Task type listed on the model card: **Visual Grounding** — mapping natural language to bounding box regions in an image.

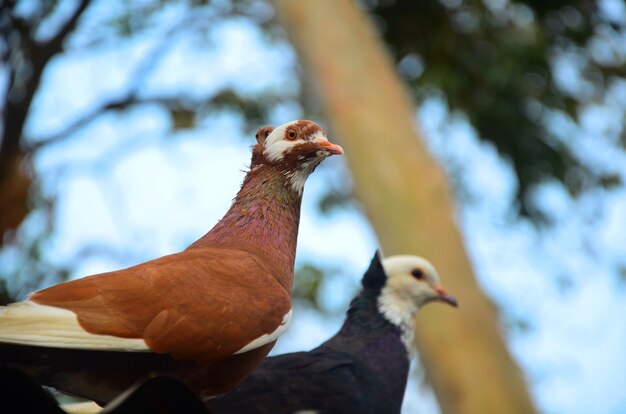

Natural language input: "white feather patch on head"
[0,301,149,352]
[264,121,300,162]
[263,121,329,162]
[234,309,292,354]
[382,256,441,286]
[377,255,442,353]
[263,121,331,194]
[285,158,321,195]
[308,130,328,143]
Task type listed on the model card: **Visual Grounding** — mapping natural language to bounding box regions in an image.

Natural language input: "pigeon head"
[381,255,458,310]
[251,120,343,194]
[370,253,457,351]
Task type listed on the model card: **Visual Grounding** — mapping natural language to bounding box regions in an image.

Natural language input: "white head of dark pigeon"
[378,255,458,353]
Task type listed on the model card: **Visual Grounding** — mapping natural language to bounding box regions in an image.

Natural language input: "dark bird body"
[0,367,211,414]
[212,300,409,413]
[210,253,458,414]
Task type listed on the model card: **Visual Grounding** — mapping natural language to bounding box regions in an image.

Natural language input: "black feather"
[360,250,386,293]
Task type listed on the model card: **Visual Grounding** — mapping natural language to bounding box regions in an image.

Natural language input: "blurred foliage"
[292,263,326,311]
[367,0,626,219]
[0,280,11,306]
[0,192,71,302]
[619,266,626,286]
[317,188,357,214]
[293,263,359,315]
[506,316,533,335]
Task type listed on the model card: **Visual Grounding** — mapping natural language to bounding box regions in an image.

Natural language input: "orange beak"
[434,285,459,307]
[316,139,344,155]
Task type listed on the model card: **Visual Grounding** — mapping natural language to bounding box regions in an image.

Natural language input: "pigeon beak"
[316,139,344,155]
[434,285,458,308]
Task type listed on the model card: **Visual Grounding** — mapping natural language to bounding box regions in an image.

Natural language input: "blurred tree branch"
[0,0,89,248]
[1,0,90,174]
[26,87,282,152]
[368,0,625,219]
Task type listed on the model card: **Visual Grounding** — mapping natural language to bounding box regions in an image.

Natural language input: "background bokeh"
[1,1,625,413]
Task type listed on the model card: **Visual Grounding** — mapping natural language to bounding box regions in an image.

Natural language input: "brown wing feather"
[29,247,291,363]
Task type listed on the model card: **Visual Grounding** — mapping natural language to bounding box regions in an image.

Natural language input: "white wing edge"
[0,300,149,352]
[60,402,102,414]
[234,309,292,354]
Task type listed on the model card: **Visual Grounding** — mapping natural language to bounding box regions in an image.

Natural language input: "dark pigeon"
[210,252,458,414]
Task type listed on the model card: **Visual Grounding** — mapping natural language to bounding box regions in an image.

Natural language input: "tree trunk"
[271,1,537,413]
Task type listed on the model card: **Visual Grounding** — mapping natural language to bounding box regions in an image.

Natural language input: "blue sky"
[4,1,626,413]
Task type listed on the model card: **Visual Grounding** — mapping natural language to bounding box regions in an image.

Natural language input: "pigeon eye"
[411,269,424,280]
[287,130,297,140]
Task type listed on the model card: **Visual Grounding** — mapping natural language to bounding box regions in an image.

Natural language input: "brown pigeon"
[0,120,343,404]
